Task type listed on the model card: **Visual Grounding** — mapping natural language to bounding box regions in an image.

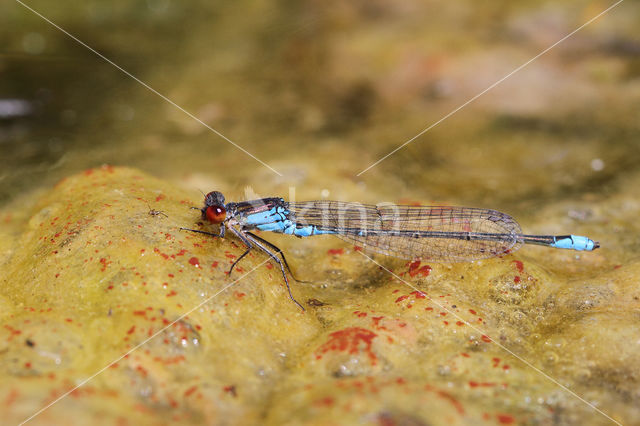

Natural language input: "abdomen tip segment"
[551,235,599,251]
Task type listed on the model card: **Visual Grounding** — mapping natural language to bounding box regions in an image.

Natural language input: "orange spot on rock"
[408,261,431,277]
[511,260,523,273]
[497,414,515,424]
[313,396,335,407]
[315,327,378,365]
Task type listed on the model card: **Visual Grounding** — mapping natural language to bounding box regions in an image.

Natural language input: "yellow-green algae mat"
[0,166,636,425]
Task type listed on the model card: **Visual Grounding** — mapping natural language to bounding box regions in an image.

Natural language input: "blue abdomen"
[551,235,597,251]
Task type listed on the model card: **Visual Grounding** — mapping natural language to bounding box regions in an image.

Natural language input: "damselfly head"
[203,191,227,224]
[204,191,225,207]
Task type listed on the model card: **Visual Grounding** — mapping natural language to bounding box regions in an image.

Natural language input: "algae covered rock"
[0,166,636,425]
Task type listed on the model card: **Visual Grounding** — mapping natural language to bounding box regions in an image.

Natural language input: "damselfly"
[181,191,599,310]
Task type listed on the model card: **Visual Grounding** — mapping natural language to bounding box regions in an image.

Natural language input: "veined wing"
[286,201,523,262]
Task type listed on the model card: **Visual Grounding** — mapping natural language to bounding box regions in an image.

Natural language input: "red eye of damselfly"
[205,205,226,224]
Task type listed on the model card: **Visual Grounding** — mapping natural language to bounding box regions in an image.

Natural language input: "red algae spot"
[407,261,431,277]
[313,396,335,407]
[315,327,378,365]
[127,326,136,335]
[395,291,426,304]
[461,353,470,358]
[511,260,524,273]
[153,248,170,260]
[133,310,146,316]
[155,194,166,202]
[395,294,409,303]
[437,390,464,415]
[513,276,521,284]
[469,309,477,315]
[327,248,344,255]
[136,365,148,378]
[424,385,465,415]
[4,388,20,406]
[223,385,237,397]
[99,257,112,272]
[353,246,363,251]
[481,335,492,343]
[456,321,465,326]
[153,247,187,260]
[265,262,273,269]
[184,386,198,397]
[469,381,496,388]
[166,290,177,297]
[188,257,200,268]
[234,292,246,300]
[354,311,367,318]
[211,261,219,268]
[225,252,236,259]
[371,316,384,329]
[497,414,515,424]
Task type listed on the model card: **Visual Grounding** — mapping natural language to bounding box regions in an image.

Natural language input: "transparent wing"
[287,201,523,262]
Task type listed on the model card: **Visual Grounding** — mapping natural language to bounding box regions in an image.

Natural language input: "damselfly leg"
[243,231,305,311]
[179,225,305,311]
[244,231,311,284]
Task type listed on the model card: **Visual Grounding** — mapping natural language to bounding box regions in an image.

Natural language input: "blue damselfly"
[181,191,599,310]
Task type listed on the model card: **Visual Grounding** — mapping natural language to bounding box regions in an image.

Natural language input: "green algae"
[0,166,636,425]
